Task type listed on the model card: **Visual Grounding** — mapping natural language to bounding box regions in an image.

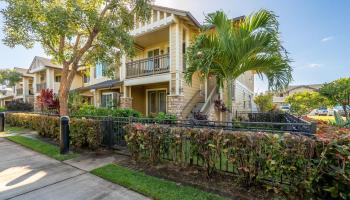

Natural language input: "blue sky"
[1,0,350,92]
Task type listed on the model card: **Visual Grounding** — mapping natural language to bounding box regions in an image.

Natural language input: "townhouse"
[23,5,255,120]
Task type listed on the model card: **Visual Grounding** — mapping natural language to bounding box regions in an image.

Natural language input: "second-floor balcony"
[16,88,23,96]
[36,82,46,92]
[126,54,170,79]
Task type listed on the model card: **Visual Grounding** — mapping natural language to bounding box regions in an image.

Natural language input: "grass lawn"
[91,164,228,200]
[5,126,29,132]
[7,135,78,161]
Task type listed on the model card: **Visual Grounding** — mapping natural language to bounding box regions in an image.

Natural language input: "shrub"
[5,113,102,149]
[70,118,102,149]
[0,107,6,112]
[125,124,350,199]
[72,104,141,118]
[36,89,60,113]
[6,100,33,111]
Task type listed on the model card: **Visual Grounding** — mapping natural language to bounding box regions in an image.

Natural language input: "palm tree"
[185,10,292,120]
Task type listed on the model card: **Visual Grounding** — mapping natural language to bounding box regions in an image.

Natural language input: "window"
[243,91,246,109]
[83,73,90,83]
[55,75,61,82]
[231,83,236,100]
[95,62,108,78]
[101,93,113,108]
[101,92,120,108]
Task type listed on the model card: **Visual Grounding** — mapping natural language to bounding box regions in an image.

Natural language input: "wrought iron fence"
[70,114,316,149]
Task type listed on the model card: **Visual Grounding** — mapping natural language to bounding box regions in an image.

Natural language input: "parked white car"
[315,107,328,116]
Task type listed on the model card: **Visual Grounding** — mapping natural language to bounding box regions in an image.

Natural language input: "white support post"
[157,10,160,21]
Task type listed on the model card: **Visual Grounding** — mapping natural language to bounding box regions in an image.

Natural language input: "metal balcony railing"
[126,54,170,78]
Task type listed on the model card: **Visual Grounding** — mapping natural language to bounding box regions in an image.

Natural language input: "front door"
[147,90,166,117]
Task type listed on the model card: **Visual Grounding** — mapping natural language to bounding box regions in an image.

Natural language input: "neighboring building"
[13,67,35,104]
[28,56,83,96]
[0,87,14,107]
[272,84,323,107]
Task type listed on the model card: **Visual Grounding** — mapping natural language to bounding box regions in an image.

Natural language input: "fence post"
[0,112,5,132]
[107,115,114,148]
[60,116,70,154]
[310,122,317,134]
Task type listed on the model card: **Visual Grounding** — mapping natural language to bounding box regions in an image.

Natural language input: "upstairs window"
[95,62,108,78]
[55,75,61,82]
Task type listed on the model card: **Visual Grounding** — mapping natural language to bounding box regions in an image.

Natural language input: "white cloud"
[308,63,322,68]
[321,36,334,42]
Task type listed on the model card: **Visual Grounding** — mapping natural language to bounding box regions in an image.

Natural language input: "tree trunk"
[226,79,233,123]
[58,63,76,116]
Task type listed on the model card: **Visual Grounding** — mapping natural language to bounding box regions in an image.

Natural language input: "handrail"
[126,54,170,78]
[181,90,202,118]
[200,86,218,114]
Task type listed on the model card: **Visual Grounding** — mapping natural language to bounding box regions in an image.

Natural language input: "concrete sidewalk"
[0,138,149,200]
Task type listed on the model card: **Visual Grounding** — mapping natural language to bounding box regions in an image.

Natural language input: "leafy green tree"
[319,78,350,119]
[0,69,21,87]
[1,0,151,115]
[254,93,274,112]
[285,91,330,116]
[185,10,292,120]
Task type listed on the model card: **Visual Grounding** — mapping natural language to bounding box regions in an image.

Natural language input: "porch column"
[120,85,132,109]
[46,68,54,91]
[23,77,29,101]
[120,54,126,81]
[168,21,184,119]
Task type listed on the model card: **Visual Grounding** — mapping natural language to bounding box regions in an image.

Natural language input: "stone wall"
[120,97,132,109]
[167,95,184,119]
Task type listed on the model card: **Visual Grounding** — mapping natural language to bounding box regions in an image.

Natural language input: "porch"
[125,82,169,117]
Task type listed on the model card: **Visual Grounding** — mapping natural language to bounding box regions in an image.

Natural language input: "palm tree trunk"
[226,79,233,123]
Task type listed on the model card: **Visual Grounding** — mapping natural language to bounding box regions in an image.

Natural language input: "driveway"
[0,138,149,200]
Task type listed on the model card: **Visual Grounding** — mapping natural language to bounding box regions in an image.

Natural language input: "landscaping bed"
[124,124,350,200]
[92,164,227,200]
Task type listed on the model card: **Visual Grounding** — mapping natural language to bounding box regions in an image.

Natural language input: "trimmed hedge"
[125,124,350,199]
[6,113,101,149]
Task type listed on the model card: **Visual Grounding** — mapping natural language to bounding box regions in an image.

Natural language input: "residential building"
[272,84,323,107]
[0,87,14,107]
[115,5,254,120]
[27,5,255,119]
[28,56,83,94]
[13,67,35,104]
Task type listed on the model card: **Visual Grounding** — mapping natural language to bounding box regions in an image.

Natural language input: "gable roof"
[284,84,323,93]
[28,56,61,74]
[152,5,201,28]
[14,67,34,78]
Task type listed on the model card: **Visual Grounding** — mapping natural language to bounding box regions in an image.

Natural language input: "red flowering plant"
[36,89,60,114]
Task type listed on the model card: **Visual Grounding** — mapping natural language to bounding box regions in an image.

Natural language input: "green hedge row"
[6,113,101,149]
[125,124,350,199]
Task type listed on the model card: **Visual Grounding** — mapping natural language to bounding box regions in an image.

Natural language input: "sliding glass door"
[147,90,166,116]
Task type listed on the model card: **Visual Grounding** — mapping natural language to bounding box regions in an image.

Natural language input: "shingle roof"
[284,84,323,93]
[73,79,123,92]
[14,67,34,78]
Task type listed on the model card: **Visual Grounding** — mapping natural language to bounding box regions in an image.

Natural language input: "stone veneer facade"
[167,95,184,119]
[120,97,133,109]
